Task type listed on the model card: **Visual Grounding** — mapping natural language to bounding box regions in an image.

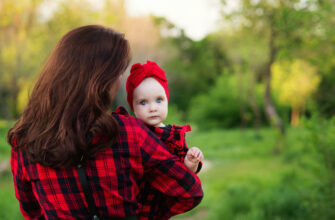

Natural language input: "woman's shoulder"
[112,106,161,147]
[112,106,147,130]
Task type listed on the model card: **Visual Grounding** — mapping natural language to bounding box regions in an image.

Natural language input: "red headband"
[126,60,169,111]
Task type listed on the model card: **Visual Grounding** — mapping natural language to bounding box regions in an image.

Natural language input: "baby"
[126,60,203,219]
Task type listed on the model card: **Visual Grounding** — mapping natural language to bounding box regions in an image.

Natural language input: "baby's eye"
[140,100,147,105]
[156,98,163,103]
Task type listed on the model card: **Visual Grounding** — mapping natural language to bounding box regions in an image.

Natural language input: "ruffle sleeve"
[150,124,191,163]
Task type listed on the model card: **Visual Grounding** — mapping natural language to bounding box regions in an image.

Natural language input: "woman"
[8,25,203,220]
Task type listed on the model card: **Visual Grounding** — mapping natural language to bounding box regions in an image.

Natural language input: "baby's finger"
[187,153,194,159]
[194,151,199,158]
[196,152,203,160]
[191,149,198,156]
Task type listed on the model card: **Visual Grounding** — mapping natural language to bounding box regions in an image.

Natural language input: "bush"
[164,104,185,126]
[299,116,335,219]
[210,171,311,220]
[188,73,266,129]
[281,116,335,219]
[210,182,259,220]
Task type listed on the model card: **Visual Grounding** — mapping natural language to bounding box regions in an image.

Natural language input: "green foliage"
[272,59,320,111]
[282,117,335,220]
[0,175,23,220]
[188,73,266,129]
[0,120,12,161]
[164,104,185,126]
[1,0,335,125]
[315,63,335,117]
[174,120,335,220]
[298,116,335,219]
[0,121,21,219]
[210,174,310,220]
[0,0,126,118]
[160,32,231,112]
[218,0,335,126]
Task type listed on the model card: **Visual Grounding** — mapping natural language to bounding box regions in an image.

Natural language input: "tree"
[154,17,231,113]
[271,59,320,126]
[221,0,317,134]
[214,28,268,129]
[0,0,131,118]
[0,0,44,119]
[309,0,335,117]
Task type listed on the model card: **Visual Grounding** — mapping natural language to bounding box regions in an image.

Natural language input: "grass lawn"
[172,126,317,219]
[0,120,12,161]
[0,120,23,219]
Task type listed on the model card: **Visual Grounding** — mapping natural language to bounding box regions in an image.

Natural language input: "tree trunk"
[290,108,300,126]
[11,53,21,118]
[264,26,285,135]
[236,65,247,129]
[248,71,261,130]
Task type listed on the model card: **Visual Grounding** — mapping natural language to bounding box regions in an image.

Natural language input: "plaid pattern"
[138,125,202,220]
[11,106,203,220]
[151,125,190,162]
[149,124,202,173]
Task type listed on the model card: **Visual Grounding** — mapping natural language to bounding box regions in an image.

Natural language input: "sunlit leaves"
[271,59,320,110]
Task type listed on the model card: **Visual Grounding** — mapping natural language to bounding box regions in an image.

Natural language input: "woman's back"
[11,107,203,219]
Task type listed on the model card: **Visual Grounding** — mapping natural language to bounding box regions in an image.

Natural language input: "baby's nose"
[149,103,158,111]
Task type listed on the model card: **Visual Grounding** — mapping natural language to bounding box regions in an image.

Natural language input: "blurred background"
[1,0,335,219]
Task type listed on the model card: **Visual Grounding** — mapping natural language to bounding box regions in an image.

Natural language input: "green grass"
[0,175,23,220]
[172,127,320,219]
[0,120,22,219]
[187,128,277,159]
[0,120,12,161]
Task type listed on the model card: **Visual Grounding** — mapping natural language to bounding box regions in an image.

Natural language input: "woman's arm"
[11,148,44,220]
[137,125,203,219]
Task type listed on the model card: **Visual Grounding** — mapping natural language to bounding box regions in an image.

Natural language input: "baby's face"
[132,77,168,127]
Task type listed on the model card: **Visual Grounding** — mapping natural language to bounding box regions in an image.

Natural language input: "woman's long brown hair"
[8,25,131,168]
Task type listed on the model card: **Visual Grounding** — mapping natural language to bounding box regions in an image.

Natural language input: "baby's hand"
[186,147,204,164]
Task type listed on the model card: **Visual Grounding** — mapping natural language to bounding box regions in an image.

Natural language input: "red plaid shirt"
[11,106,203,220]
[138,124,202,220]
